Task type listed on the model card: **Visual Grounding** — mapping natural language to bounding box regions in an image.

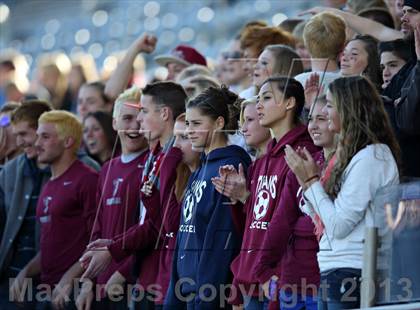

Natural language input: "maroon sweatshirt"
[92,151,148,286]
[107,144,181,294]
[108,145,162,290]
[253,169,320,295]
[230,124,318,298]
[155,147,184,304]
[37,160,98,286]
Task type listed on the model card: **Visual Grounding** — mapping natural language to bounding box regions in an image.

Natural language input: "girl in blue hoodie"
[164,86,252,310]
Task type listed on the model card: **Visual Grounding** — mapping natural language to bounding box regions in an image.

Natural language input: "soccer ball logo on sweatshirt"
[182,180,207,224]
[183,194,194,223]
[253,190,270,220]
[250,175,277,230]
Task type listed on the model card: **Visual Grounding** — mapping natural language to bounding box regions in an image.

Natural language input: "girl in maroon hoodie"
[155,113,200,307]
[254,96,336,310]
[212,77,318,309]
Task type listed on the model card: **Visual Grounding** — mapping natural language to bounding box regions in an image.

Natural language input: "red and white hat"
[154,45,207,67]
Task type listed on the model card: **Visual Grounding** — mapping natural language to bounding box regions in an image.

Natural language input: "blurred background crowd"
[0,0,317,97]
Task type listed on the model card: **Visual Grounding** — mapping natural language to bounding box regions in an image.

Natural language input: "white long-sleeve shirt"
[295,70,341,97]
[303,144,399,272]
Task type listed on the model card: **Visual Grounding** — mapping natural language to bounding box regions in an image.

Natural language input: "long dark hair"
[325,76,401,197]
[84,111,119,163]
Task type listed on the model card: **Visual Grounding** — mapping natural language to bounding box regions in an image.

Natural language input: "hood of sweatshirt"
[201,144,252,166]
[266,124,313,157]
[257,124,316,181]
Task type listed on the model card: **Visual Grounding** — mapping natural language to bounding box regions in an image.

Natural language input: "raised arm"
[105,34,157,100]
[300,7,403,41]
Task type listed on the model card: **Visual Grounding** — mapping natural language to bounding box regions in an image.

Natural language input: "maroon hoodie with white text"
[253,169,320,296]
[230,124,319,298]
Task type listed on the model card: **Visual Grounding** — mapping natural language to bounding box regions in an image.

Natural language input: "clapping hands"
[211,163,250,204]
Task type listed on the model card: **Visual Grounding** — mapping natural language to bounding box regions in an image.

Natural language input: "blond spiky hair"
[113,86,141,118]
[38,110,83,155]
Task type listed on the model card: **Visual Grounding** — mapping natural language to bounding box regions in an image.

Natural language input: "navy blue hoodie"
[164,145,251,309]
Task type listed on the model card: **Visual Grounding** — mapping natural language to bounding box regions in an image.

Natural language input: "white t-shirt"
[295,71,341,96]
[239,86,257,100]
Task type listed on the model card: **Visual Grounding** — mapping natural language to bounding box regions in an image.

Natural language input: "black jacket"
[382,60,420,177]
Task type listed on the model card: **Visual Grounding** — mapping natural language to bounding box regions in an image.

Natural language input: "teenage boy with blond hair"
[301,11,346,67]
[4,101,99,309]
[12,111,98,309]
[295,12,346,115]
[76,86,149,310]
[80,81,188,309]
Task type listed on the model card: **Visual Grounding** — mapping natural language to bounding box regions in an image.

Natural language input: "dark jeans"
[318,268,361,310]
[130,290,158,310]
[35,301,76,310]
[185,300,232,310]
[242,295,269,310]
[279,290,317,310]
[94,295,129,310]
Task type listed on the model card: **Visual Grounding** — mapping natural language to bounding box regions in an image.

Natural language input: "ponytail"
[187,85,242,133]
